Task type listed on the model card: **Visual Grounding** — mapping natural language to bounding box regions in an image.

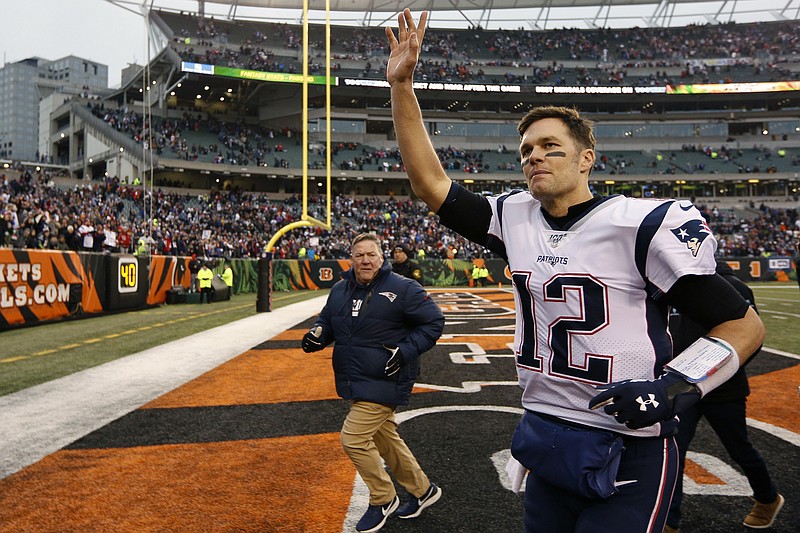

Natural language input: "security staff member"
[478,264,489,287]
[197,262,214,304]
[392,243,424,285]
[471,263,481,286]
[221,260,234,300]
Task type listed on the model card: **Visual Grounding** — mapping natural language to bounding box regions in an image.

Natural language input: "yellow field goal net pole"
[265,0,332,253]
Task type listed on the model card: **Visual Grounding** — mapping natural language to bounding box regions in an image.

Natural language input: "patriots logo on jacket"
[379,291,397,302]
[671,219,711,257]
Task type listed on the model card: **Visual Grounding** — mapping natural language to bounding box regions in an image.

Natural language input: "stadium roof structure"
[138,0,800,29]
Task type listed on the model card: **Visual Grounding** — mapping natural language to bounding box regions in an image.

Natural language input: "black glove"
[588,372,700,430]
[383,345,403,377]
[301,326,324,353]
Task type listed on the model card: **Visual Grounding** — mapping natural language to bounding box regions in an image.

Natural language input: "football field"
[0,287,797,532]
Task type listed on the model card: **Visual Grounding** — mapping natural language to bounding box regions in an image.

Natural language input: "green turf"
[0,290,328,397]
[749,284,800,352]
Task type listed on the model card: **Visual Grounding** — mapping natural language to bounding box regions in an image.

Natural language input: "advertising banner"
[0,249,104,330]
[146,255,192,306]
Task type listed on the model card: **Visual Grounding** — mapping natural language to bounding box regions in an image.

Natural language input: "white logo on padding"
[636,394,659,411]
[379,291,397,302]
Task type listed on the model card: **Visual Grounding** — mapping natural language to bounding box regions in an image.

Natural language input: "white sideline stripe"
[414,381,518,393]
[761,346,800,360]
[342,473,371,533]
[746,418,800,447]
[0,295,329,480]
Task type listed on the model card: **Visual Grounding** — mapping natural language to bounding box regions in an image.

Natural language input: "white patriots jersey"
[486,193,717,437]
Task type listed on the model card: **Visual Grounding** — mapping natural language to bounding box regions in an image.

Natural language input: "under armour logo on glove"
[589,373,700,430]
[636,394,659,411]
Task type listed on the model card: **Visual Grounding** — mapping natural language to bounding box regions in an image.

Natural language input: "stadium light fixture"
[119,147,124,152]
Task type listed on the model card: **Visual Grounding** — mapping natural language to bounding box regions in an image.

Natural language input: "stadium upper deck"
[36,8,800,200]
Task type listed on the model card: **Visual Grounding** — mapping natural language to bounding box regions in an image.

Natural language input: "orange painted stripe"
[145,348,339,409]
[479,291,515,305]
[746,364,800,434]
[444,335,515,350]
[273,329,307,341]
[0,433,353,532]
[684,456,726,485]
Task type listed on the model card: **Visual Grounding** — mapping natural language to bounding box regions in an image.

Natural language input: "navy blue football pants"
[667,398,778,528]
[524,431,679,533]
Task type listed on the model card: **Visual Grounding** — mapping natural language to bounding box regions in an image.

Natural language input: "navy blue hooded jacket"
[313,259,444,406]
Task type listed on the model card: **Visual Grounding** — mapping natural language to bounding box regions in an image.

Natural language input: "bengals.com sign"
[0,249,103,329]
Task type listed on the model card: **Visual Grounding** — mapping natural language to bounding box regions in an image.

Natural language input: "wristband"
[665,336,734,382]
[666,336,739,397]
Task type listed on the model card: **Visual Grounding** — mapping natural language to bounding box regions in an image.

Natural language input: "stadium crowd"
[88,103,301,169]
[85,102,799,180]
[89,101,524,174]
[169,12,799,87]
[1,169,798,262]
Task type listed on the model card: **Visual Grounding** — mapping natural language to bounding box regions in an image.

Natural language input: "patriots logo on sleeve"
[671,219,712,257]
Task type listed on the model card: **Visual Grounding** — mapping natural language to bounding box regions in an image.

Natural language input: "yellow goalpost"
[265,0,333,252]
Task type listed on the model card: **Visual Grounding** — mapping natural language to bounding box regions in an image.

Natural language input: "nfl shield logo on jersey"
[670,219,711,257]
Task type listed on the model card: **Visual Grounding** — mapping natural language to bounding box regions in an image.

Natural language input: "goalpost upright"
[259,0,334,311]
[265,0,333,252]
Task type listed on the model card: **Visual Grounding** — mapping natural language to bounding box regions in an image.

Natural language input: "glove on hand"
[301,326,324,353]
[588,372,700,430]
[383,345,403,377]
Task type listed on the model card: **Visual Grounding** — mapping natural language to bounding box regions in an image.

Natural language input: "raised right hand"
[385,9,428,86]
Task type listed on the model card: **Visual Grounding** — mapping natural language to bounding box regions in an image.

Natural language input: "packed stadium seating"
[85,102,800,176]
[162,10,800,86]
[6,10,798,261]
[1,167,798,261]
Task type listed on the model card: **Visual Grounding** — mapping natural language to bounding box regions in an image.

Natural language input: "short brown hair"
[517,106,596,151]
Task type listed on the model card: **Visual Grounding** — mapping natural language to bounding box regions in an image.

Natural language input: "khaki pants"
[341,401,430,505]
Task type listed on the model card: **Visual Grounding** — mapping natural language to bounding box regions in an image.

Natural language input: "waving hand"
[385,9,428,86]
